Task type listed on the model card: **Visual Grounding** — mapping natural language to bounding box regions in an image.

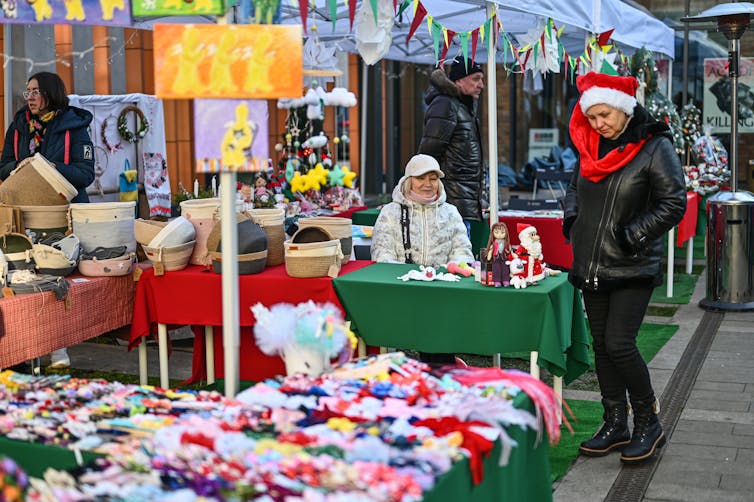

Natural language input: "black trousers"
[582,286,654,403]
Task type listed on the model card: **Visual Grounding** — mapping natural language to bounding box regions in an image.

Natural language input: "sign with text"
[153,24,302,100]
[703,57,754,134]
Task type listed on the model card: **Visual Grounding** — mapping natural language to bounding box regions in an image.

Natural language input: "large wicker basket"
[18,205,69,238]
[297,217,353,263]
[0,153,77,205]
[284,226,343,278]
[246,208,285,266]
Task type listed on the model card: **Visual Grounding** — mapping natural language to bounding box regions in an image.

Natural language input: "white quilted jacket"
[370,177,474,267]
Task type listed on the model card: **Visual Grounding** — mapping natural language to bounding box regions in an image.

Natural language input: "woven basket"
[18,205,69,237]
[142,240,195,272]
[134,219,168,245]
[78,253,134,277]
[298,217,353,263]
[247,208,285,266]
[209,249,268,275]
[284,226,343,278]
[68,201,136,254]
[1,232,34,271]
[0,153,78,205]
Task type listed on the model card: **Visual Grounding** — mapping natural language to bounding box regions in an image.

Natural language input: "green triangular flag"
[432,21,443,63]
[600,59,619,75]
[397,0,411,16]
[458,32,469,65]
[369,0,378,23]
[327,0,337,31]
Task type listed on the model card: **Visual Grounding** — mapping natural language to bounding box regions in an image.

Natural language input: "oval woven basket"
[18,205,69,234]
[298,217,353,263]
[284,226,343,278]
[142,240,195,272]
[134,219,168,246]
[247,208,285,266]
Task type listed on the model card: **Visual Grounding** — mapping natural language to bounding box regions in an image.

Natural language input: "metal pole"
[682,0,691,106]
[360,62,368,202]
[729,37,740,192]
[221,171,240,397]
[486,1,498,222]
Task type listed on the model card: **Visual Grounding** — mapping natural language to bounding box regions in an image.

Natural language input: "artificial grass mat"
[551,322,678,481]
[650,272,700,304]
[549,399,603,482]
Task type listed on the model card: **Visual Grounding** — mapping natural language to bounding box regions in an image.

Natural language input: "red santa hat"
[517,224,537,241]
[577,72,638,116]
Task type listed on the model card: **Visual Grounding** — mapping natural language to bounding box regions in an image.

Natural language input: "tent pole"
[360,62,368,202]
[486,1,498,224]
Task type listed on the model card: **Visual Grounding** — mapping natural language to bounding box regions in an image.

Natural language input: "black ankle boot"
[579,398,631,456]
[621,397,666,464]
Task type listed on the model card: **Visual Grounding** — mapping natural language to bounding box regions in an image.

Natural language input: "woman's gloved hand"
[562,215,576,240]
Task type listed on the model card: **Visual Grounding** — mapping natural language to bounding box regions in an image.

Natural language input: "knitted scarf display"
[27,110,58,155]
[568,106,647,183]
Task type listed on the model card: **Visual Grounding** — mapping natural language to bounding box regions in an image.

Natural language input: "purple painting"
[193,99,270,173]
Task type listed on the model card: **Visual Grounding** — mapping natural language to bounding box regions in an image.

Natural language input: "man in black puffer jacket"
[418,57,484,227]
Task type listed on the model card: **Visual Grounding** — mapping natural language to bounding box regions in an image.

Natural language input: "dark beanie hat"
[448,57,483,82]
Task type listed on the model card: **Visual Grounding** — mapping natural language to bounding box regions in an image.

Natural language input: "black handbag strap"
[400,204,414,264]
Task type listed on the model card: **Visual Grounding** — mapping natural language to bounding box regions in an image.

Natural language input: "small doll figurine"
[484,222,515,287]
[254,173,270,197]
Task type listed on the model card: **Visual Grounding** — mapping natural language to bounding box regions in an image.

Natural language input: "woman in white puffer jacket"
[371,154,474,267]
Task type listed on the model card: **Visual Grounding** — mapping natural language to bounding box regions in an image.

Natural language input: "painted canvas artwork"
[153,24,303,100]
[194,99,269,173]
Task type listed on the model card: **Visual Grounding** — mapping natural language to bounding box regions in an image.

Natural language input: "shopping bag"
[119,159,138,203]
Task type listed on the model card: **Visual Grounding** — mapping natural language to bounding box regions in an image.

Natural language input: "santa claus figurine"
[515,223,547,284]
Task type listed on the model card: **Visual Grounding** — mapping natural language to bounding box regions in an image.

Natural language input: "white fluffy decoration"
[302,134,328,149]
[354,0,394,65]
[251,302,298,355]
[325,88,357,108]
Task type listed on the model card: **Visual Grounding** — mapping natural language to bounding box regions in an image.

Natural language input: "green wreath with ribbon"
[117,105,149,143]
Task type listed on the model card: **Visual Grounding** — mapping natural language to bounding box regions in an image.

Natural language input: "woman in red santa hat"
[563,72,686,464]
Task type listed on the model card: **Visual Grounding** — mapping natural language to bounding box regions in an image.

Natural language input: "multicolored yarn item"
[0,456,28,502]
[26,110,58,155]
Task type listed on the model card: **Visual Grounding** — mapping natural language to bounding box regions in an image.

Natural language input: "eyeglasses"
[23,89,41,100]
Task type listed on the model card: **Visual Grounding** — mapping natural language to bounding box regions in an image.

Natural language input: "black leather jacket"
[563,106,687,291]
[418,69,484,221]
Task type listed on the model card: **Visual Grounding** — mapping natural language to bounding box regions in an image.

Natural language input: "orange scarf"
[569,106,647,183]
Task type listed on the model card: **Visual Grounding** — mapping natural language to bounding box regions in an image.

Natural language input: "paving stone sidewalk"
[554,272,754,501]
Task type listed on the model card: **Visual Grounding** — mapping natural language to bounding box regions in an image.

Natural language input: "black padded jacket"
[418,69,484,221]
[563,105,687,291]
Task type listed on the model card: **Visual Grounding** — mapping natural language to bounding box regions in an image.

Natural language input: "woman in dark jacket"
[0,71,95,203]
[563,72,686,464]
[418,58,484,223]
[0,72,95,369]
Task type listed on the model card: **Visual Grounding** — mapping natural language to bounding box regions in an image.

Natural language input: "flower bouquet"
[251,301,357,377]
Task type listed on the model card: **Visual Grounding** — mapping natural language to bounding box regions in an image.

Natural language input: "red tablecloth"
[677,192,700,247]
[497,214,573,269]
[0,274,135,368]
[129,260,374,383]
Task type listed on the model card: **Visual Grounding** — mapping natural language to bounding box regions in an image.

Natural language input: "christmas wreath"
[101,114,122,152]
[117,105,149,143]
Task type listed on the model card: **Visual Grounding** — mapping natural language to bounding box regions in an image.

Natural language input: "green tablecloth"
[425,392,551,502]
[333,263,591,384]
[0,436,104,478]
[351,207,381,226]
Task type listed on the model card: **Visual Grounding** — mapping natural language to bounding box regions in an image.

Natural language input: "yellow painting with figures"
[153,24,303,99]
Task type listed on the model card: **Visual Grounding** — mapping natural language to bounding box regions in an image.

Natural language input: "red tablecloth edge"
[676,192,700,247]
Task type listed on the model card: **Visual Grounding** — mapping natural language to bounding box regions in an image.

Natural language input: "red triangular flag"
[299,0,308,34]
[471,28,479,66]
[439,29,456,63]
[406,3,427,45]
[348,0,357,31]
[597,29,614,47]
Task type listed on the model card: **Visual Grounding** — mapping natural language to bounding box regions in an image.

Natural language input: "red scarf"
[569,106,647,183]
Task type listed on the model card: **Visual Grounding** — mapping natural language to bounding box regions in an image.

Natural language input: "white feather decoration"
[251,302,298,355]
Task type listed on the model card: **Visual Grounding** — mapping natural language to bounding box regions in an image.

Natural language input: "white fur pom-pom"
[251,302,297,356]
